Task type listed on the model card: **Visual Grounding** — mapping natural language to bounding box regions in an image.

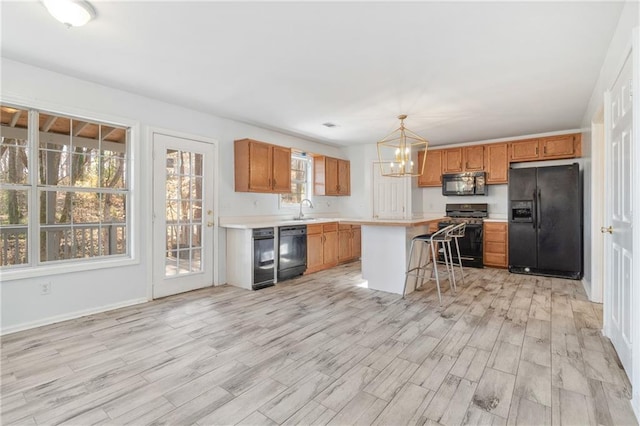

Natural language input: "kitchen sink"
[293,217,316,221]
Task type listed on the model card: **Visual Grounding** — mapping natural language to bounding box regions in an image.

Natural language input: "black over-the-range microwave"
[441,171,487,196]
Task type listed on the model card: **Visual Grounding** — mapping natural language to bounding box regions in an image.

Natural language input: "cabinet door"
[443,148,463,173]
[540,134,578,159]
[248,141,273,192]
[337,159,350,195]
[323,230,338,267]
[483,222,508,268]
[485,143,508,184]
[463,145,484,171]
[418,150,443,187]
[338,228,352,262]
[509,139,539,162]
[271,145,291,192]
[325,157,339,195]
[352,227,361,259]
[307,233,324,271]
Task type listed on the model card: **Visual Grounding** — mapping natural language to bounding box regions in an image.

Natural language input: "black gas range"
[438,203,488,268]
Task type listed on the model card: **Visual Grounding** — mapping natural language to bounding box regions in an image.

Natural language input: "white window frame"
[1,100,139,281]
[279,152,312,209]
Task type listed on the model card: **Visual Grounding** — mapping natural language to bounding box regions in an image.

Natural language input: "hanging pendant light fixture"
[376,114,429,177]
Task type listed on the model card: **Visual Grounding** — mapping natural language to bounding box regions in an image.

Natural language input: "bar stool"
[403,224,456,304]
[448,222,466,286]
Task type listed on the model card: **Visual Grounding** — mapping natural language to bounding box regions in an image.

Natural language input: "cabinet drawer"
[485,241,506,254]
[323,222,338,232]
[484,231,506,243]
[339,224,352,231]
[485,253,507,265]
[307,224,323,235]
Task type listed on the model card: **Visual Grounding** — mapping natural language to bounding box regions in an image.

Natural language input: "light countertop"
[339,215,445,227]
[220,215,445,229]
[220,217,339,229]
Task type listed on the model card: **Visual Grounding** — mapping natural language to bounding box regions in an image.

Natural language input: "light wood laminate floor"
[1,263,637,426]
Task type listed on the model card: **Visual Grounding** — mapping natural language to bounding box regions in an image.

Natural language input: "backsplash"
[418,184,508,219]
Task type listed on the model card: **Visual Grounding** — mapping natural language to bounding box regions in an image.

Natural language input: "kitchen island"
[340,216,444,295]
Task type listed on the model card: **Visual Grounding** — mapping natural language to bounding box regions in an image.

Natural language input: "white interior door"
[153,132,215,299]
[604,52,633,379]
[372,163,410,219]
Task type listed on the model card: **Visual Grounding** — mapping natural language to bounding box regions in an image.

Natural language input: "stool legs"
[453,237,465,286]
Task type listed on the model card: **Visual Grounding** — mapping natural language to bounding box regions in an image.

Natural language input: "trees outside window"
[0,105,130,268]
[280,153,311,206]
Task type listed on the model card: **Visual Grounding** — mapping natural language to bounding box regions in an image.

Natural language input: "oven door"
[442,173,476,196]
[438,222,484,268]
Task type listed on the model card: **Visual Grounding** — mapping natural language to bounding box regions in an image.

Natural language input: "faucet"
[298,198,314,220]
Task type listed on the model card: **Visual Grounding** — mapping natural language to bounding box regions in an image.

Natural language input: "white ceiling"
[1,1,625,147]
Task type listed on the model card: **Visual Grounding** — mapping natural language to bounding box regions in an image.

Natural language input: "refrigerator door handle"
[532,190,537,229]
[537,188,542,229]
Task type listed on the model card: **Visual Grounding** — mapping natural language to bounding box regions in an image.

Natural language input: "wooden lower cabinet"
[338,224,361,264]
[306,222,338,274]
[483,221,508,268]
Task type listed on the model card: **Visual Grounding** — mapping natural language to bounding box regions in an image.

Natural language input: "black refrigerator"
[508,163,582,279]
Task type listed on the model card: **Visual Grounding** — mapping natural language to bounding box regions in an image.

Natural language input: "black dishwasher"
[252,227,275,290]
[278,225,307,281]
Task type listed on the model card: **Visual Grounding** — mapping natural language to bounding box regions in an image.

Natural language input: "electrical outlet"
[40,282,51,295]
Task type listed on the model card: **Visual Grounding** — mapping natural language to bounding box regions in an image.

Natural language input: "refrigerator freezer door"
[508,168,538,269]
[536,164,582,275]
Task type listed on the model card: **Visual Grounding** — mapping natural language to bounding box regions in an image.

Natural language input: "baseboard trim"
[1,297,148,336]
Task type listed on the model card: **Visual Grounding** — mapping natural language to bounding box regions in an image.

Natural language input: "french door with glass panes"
[153,132,215,298]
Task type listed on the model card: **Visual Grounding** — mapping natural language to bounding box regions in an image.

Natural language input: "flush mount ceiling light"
[42,0,96,27]
[376,114,429,177]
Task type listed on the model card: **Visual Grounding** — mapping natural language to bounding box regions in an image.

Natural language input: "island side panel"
[361,225,410,295]
[226,228,253,290]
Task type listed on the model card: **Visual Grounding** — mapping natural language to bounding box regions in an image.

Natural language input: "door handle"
[600,226,613,234]
[532,190,537,229]
[537,189,542,229]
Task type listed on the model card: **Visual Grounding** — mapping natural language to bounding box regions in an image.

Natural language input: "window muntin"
[165,149,203,275]
[1,106,31,266]
[0,104,130,268]
[280,153,311,206]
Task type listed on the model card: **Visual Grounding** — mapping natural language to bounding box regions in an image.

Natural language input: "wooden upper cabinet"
[324,157,338,194]
[509,133,582,163]
[245,141,272,192]
[337,159,350,195]
[509,138,540,162]
[235,138,291,193]
[271,145,292,192]
[418,150,443,187]
[443,148,463,173]
[314,156,351,196]
[463,145,485,171]
[540,134,581,159]
[485,143,508,184]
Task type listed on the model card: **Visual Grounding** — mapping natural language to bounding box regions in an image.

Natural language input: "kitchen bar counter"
[221,215,446,296]
[220,217,340,229]
[345,216,445,295]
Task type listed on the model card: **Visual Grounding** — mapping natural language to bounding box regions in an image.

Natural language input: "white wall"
[578,0,639,419]
[0,59,346,333]
[581,0,638,301]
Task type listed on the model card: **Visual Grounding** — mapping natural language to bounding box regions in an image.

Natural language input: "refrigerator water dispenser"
[511,200,533,222]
